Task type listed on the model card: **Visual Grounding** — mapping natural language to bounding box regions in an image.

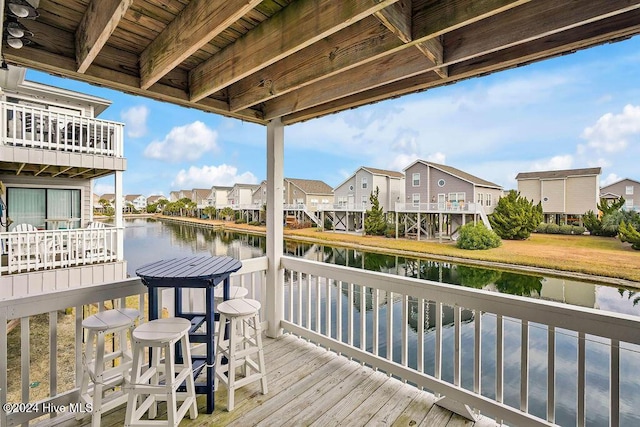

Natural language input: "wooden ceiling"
[3,0,640,125]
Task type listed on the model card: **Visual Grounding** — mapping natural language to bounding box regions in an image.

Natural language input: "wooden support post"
[266,118,284,338]
[438,213,443,243]
[115,171,124,260]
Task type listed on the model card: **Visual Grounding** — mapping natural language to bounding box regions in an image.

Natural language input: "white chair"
[73,222,109,262]
[8,223,42,272]
[214,298,267,411]
[125,317,198,427]
[78,308,140,427]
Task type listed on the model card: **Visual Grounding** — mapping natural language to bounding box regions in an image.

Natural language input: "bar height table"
[135,255,242,414]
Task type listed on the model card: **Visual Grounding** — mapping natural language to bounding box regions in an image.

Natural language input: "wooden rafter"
[374,0,412,43]
[34,165,49,176]
[281,9,640,124]
[188,0,400,102]
[75,0,134,74]
[16,163,25,175]
[52,166,74,178]
[139,0,262,90]
[69,168,93,178]
[228,0,527,112]
[264,0,640,120]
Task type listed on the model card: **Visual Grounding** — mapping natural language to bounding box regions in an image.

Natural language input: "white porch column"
[266,118,284,338]
[115,171,124,260]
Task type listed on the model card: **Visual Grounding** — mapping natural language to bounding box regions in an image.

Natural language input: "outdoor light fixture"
[5,19,32,38]
[5,0,39,19]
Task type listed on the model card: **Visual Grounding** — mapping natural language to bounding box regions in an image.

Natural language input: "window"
[7,188,81,230]
[362,195,368,207]
[349,185,354,191]
[412,173,420,187]
[486,193,492,206]
[437,179,446,187]
[361,177,368,189]
[448,193,465,203]
[626,185,634,195]
[412,193,420,207]
[477,193,484,205]
[338,197,347,207]
[310,199,318,207]
[626,199,634,209]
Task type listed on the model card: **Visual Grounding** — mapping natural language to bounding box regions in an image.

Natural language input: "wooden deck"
[50,334,498,427]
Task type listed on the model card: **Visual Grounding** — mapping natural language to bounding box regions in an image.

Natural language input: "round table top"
[135,255,242,288]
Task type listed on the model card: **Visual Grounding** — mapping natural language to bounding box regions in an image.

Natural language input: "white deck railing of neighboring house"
[0,102,125,157]
[318,203,370,211]
[281,256,640,427]
[0,257,268,427]
[396,201,489,213]
[0,226,122,274]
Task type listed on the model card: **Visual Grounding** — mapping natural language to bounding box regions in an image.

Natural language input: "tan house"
[284,178,333,211]
[600,178,639,212]
[516,167,601,224]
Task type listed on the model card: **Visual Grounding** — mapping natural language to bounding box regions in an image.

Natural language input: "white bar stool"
[125,317,198,427]
[213,285,248,303]
[214,298,268,411]
[77,308,140,427]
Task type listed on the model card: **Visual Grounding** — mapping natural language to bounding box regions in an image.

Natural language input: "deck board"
[46,334,497,427]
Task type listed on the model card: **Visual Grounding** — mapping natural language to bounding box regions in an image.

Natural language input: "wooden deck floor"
[51,334,498,427]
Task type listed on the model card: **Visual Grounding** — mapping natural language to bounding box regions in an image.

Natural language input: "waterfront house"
[397,160,502,240]
[252,180,267,207]
[326,166,404,232]
[3,2,640,427]
[600,178,640,211]
[516,167,601,225]
[0,65,126,298]
[145,194,166,206]
[124,194,146,212]
[207,185,233,210]
[168,190,180,202]
[228,183,260,208]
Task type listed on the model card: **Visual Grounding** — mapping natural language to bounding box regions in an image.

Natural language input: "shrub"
[234,218,247,224]
[546,223,560,234]
[572,225,586,235]
[456,223,502,250]
[248,221,261,226]
[323,217,333,230]
[489,190,543,240]
[619,221,640,250]
[535,223,548,233]
[559,224,574,235]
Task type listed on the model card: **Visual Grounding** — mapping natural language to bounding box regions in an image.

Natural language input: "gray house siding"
[428,168,474,203]
[404,163,428,205]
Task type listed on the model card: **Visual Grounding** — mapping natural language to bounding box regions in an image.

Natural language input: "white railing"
[0,226,122,274]
[0,256,268,427]
[318,203,369,211]
[395,201,487,213]
[1,102,124,157]
[280,256,640,426]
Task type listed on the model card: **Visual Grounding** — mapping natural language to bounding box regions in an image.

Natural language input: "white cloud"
[171,164,258,189]
[529,155,574,172]
[121,105,149,138]
[144,121,218,162]
[601,173,621,187]
[581,104,640,153]
[93,182,114,196]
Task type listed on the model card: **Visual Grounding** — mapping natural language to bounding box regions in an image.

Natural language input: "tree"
[489,190,542,240]
[619,220,640,250]
[584,197,627,237]
[220,207,234,221]
[364,187,386,236]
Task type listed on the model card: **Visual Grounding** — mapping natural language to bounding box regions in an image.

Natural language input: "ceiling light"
[7,37,24,49]
[5,20,32,38]
[5,0,39,19]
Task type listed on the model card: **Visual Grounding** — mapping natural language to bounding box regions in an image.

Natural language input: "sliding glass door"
[7,188,81,230]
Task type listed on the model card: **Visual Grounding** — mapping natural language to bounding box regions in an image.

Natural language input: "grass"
[159,216,640,283]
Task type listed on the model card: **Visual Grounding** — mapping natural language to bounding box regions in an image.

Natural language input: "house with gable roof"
[600,177,640,212]
[516,167,601,224]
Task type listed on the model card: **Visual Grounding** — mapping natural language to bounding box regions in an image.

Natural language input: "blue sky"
[26,35,640,198]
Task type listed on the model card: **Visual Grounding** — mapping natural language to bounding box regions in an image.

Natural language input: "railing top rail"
[1,101,125,127]
[281,256,640,345]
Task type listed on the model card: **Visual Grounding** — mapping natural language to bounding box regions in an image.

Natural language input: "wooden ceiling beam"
[445,0,640,64]
[34,165,49,177]
[69,168,93,178]
[4,45,266,124]
[75,0,134,74]
[263,0,640,119]
[139,0,262,90]
[228,0,527,112]
[52,167,74,178]
[188,0,400,102]
[281,10,640,124]
[374,0,412,43]
[415,37,447,78]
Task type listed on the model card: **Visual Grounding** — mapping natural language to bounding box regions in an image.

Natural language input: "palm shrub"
[489,190,543,240]
[364,187,386,236]
[619,221,640,250]
[456,223,501,250]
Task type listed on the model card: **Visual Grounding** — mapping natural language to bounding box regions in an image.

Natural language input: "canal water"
[124,218,640,426]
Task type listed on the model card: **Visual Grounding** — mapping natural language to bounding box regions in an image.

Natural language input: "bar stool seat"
[77,308,140,427]
[214,298,267,411]
[125,317,198,427]
[213,285,248,303]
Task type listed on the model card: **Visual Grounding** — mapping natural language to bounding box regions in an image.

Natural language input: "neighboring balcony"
[1,102,124,157]
[0,225,126,298]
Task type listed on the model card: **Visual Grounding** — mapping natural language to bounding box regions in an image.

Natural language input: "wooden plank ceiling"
[4,0,640,125]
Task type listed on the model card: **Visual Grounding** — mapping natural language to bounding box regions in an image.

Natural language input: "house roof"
[125,194,144,201]
[100,193,115,201]
[600,177,640,190]
[5,1,634,125]
[516,167,602,180]
[335,166,404,191]
[146,195,167,203]
[285,178,333,195]
[406,160,502,189]
[192,189,211,199]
